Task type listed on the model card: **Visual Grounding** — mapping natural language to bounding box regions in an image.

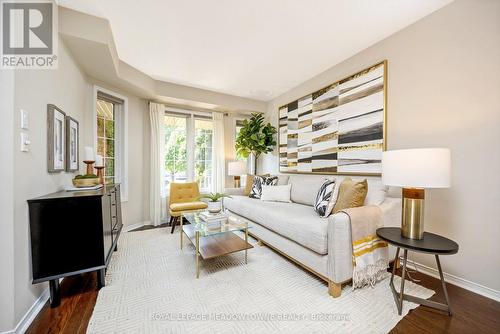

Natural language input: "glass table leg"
[195,230,200,278]
[180,213,183,249]
[245,228,248,264]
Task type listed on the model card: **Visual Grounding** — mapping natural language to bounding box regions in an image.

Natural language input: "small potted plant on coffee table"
[201,193,232,213]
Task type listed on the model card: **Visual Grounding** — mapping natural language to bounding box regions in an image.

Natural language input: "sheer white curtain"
[212,113,225,193]
[149,102,166,226]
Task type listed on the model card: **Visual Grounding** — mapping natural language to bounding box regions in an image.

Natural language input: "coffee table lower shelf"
[182,224,253,277]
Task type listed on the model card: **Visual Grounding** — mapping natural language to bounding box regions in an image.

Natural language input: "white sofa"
[224,174,401,297]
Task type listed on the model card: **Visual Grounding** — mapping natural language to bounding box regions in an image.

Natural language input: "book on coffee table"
[200,212,228,221]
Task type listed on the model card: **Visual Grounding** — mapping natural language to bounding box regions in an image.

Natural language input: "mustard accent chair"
[169,182,208,233]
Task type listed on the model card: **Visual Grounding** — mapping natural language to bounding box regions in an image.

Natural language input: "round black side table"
[376,227,459,316]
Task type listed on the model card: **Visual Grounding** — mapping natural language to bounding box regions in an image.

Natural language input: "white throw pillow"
[260,184,291,203]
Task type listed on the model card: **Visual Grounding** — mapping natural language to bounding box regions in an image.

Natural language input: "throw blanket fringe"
[341,206,389,289]
[352,259,388,289]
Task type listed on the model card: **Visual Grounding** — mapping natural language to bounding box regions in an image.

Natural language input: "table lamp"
[228,161,247,188]
[382,148,451,239]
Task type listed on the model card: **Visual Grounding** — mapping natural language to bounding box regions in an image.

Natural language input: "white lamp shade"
[382,148,451,188]
[227,161,247,176]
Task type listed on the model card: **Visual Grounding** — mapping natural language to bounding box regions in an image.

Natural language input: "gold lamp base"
[233,176,241,188]
[401,188,425,239]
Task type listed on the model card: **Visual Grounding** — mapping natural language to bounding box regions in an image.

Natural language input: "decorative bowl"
[72,178,99,188]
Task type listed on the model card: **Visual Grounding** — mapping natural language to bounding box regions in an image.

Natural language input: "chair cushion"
[169,182,201,204]
[170,201,208,212]
[224,196,328,254]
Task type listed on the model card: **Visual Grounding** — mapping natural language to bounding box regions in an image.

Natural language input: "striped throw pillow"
[314,179,337,217]
[249,175,278,199]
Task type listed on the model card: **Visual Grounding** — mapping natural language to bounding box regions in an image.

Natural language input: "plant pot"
[207,201,222,213]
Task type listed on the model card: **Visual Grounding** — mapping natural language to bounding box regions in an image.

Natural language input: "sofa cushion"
[289,175,333,206]
[276,175,289,185]
[224,195,328,254]
[364,179,388,206]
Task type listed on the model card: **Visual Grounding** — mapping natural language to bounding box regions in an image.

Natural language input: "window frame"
[164,108,214,193]
[92,85,129,202]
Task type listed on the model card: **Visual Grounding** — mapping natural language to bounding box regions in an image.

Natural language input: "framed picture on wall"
[47,104,66,173]
[278,60,387,175]
[65,116,79,172]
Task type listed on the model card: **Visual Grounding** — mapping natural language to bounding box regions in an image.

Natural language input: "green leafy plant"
[200,193,232,202]
[235,113,277,174]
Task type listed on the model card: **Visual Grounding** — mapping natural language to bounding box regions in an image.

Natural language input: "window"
[164,115,187,186]
[235,119,245,139]
[94,86,128,201]
[164,113,213,192]
[194,119,213,191]
[96,99,115,184]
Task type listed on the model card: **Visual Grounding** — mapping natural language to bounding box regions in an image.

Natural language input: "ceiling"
[58,0,453,101]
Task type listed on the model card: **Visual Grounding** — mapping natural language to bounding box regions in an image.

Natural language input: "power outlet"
[20,133,31,152]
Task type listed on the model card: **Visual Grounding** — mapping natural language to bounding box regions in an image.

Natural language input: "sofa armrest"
[224,187,245,196]
[326,202,394,283]
[326,212,353,283]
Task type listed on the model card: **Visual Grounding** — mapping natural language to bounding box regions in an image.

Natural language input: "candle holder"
[83,160,95,175]
[94,166,105,185]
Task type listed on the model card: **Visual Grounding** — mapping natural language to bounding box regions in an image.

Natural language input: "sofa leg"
[328,281,342,298]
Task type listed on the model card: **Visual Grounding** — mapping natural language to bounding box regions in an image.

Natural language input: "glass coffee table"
[181,212,253,278]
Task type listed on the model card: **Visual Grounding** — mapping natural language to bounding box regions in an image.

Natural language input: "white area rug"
[87,228,434,334]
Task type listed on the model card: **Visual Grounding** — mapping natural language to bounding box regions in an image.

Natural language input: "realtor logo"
[1,0,58,69]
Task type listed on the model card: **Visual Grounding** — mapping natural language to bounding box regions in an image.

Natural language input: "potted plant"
[235,113,277,174]
[201,193,232,213]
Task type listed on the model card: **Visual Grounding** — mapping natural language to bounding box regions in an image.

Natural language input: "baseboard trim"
[405,259,500,302]
[15,287,49,334]
[0,279,67,334]
[123,221,151,232]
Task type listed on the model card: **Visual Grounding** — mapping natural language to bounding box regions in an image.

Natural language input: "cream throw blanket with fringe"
[340,206,389,289]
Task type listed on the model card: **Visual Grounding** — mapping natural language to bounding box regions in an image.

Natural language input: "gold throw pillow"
[332,178,368,213]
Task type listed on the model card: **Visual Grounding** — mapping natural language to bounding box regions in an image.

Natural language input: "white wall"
[12,39,89,325]
[0,70,16,331]
[263,0,500,293]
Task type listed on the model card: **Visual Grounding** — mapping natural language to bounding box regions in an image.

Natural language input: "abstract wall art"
[278,61,387,175]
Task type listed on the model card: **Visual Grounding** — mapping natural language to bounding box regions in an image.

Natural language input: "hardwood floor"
[26,226,500,334]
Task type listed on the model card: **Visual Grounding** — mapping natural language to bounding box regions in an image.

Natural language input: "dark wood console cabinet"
[28,184,123,307]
